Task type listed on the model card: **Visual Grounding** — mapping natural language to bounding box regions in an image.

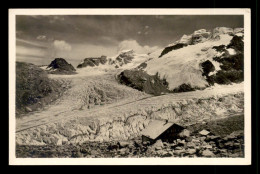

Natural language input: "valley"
[15,27,246,158]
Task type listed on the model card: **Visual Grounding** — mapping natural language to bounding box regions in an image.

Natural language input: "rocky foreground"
[16,114,244,158]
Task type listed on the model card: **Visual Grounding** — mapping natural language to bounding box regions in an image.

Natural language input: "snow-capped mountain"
[118,27,244,95]
[73,27,244,95]
[77,49,151,70]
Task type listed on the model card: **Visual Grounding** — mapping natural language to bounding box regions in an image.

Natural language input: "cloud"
[16,45,46,57]
[16,38,48,49]
[145,25,149,29]
[137,31,142,35]
[117,40,159,54]
[53,40,72,51]
[36,35,47,40]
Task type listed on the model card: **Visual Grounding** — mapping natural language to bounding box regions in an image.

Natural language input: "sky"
[16,15,243,66]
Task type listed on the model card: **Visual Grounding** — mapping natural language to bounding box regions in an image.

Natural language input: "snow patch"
[212,27,234,38]
[226,48,236,55]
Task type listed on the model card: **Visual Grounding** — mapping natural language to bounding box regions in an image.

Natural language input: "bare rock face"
[117,70,169,95]
[200,60,216,77]
[77,56,107,68]
[159,43,187,58]
[191,29,211,44]
[208,35,244,85]
[115,50,135,66]
[47,58,76,74]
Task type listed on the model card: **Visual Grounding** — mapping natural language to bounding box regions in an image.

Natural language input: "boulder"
[175,146,183,150]
[185,136,193,142]
[25,106,32,112]
[177,140,186,146]
[118,141,131,148]
[201,149,215,157]
[186,142,196,148]
[185,149,196,155]
[152,139,164,149]
[178,129,191,138]
[199,129,211,136]
[205,135,221,142]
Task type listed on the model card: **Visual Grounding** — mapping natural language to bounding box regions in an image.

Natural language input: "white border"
[9,8,251,165]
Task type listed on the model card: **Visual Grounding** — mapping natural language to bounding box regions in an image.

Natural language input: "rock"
[118,141,130,148]
[119,148,129,155]
[47,58,76,74]
[233,142,241,148]
[205,135,220,142]
[218,142,225,148]
[118,70,169,95]
[177,140,186,146]
[201,60,215,76]
[161,151,173,157]
[77,56,107,68]
[219,149,227,153]
[163,142,169,147]
[56,139,63,146]
[229,130,244,138]
[225,135,236,140]
[203,144,213,149]
[80,148,88,154]
[186,142,196,148]
[178,129,191,138]
[90,150,99,156]
[191,29,211,44]
[155,146,162,151]
[192,139,200,144]
[134,140,143,148]
[170,143,177,149]
[152,139,164,149]
[174,149,185,156]
[199,129,210,136]
[165,151,174,157]
[175,146,183,150]
[200,136,207,141]
[224,141,233,146]
[73,151,83,158]
[185,136,193,142]
[108,144,119,150]
[201,149,215,157]
[186,149,196,155]
[25,106,32,112]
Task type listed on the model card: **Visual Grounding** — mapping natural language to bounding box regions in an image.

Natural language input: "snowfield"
[144,34,234,90]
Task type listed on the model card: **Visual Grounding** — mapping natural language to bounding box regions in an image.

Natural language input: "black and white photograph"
[8,9,251,165]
